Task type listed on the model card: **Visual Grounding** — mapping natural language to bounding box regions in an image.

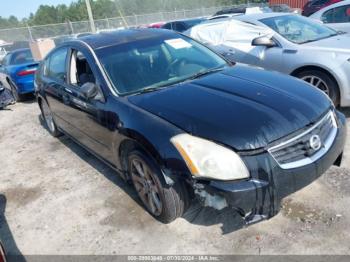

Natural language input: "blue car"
[0,48,38,101]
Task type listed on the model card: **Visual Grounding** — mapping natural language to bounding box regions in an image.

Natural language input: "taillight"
[17,68,36,76]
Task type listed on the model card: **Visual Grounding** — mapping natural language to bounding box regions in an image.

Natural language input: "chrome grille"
[268,111,338,169]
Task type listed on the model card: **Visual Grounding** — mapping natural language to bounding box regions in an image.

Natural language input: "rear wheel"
[40,99,62,137]
[128,150,189,223]
[297,70,340,106]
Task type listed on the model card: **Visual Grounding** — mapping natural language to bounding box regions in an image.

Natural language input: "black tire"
[8,79,24,102]
[296,70,340,106]
[40,99,62,137]
[128,150,189,223]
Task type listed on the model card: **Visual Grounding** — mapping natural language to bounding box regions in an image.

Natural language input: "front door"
[58,48,116,164]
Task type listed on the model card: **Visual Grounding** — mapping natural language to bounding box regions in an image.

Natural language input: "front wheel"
[128,150,189,223]
[297,70,340,106]
[40,99,62,137]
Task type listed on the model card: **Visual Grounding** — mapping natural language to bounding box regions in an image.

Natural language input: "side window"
[69,50,96,87]
[47,48,68,82]
[174,22,187,32]
[332,5,350,23]
[42,57,50,77]
[322,9,334,23]
[322,5,350,23]
[163,23,172,30]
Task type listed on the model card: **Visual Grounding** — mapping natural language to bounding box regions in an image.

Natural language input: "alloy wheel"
[130,157,163,216]
[301,75,330,95]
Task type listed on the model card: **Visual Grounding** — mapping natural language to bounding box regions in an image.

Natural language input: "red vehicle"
[302,0,343,16]
[147,22,166,28]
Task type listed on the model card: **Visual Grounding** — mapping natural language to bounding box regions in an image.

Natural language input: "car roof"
[234,12,293,20]
[67,29,179,50]
[164,17,206,24]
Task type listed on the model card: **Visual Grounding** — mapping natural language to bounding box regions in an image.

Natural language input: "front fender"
[111,97,191,181]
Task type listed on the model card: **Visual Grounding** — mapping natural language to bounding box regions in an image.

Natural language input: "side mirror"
[252,36,277,48]
[81,82,98,99]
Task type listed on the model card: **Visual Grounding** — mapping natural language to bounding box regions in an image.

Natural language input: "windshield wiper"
[188,67,225,80]
[133,85,167,95]
[132,79,185,95]
[130,67,226,96]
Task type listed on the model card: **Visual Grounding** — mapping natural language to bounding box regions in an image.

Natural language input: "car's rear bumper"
[14,77,35,94]
[195,111,346,224]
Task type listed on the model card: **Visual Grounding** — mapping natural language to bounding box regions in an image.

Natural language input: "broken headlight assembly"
[171,134,250,181]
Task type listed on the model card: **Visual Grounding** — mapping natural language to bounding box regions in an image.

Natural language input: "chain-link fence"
[0,3,266,43]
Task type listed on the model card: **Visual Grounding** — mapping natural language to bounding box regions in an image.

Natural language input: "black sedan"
[35,29,346,224]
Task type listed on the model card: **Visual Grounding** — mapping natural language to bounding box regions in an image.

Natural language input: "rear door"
[42,47,71,131]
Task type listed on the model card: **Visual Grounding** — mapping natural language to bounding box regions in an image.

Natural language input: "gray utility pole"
[85,0,96,33]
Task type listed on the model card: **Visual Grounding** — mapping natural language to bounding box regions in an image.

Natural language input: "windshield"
[260,15,337,44]
[97,34,228,95]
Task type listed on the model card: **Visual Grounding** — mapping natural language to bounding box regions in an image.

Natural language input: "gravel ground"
[1,99,350,256]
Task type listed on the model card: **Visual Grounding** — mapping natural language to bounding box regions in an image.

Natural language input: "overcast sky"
[0,0,74,19]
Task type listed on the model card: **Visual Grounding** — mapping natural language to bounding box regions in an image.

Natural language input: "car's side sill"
[57,128,127,179]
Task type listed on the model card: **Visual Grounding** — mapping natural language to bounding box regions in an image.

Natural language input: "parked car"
[0,48,38,101]
[270,4,299,13]
[310,0,350,33]
[302,0,343,16]
[208,14,243,20]
[214,6,272,16]
[35,29,345,224]
[187,13,350,106]
[161,18,206,32]
[214,6,247,16]
[147,22,166,28]
[209,6,272,20]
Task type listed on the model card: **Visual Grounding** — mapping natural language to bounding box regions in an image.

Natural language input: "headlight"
[171,134,250,181]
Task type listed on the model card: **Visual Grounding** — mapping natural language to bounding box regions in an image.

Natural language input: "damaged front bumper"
[194,111,346,225]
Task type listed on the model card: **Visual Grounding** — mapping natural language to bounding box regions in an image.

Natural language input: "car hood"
[303,34,350,54]
[128,65,331,151]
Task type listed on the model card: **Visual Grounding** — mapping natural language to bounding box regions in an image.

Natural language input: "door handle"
[64,87,73,94]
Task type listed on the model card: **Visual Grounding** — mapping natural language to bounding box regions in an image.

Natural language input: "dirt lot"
[1,99,350,256]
